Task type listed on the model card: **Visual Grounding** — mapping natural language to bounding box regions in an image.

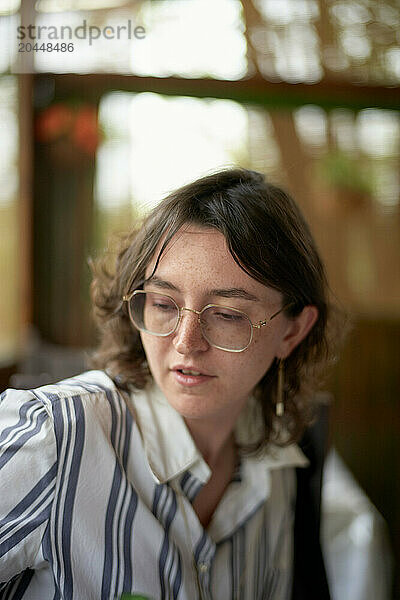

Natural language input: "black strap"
[291,404,331,600]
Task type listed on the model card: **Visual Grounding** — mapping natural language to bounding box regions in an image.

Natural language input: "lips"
[171,365,213,377]
[170,365,215,387]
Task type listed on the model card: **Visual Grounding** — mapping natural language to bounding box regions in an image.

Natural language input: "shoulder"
[1,370,125,439]
[1,369,117,408]
[31,369,120,405]
[35,369,121,414]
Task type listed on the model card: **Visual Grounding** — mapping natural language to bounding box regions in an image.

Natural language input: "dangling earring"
[276,359,285,417]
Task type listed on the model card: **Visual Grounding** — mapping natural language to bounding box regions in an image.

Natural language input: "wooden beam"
[36,73,400,112]
[18,74,33,341]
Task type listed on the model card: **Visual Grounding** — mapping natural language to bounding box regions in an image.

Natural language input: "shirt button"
[198,562,209,573]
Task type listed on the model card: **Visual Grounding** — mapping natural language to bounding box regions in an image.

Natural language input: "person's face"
[139,226,312,425]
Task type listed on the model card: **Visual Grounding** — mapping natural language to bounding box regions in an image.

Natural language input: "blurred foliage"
[246,0,400,85]
[318,150,373,195]
[2,0,399,84]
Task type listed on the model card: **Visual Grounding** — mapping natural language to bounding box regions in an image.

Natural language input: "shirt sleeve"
[0,388,57,582]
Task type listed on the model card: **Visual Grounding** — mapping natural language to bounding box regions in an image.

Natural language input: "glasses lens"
[201,306,252,351]
[129,291,179,335]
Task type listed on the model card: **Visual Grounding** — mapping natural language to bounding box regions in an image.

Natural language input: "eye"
[211,308,246,322]
[152,299,176,312]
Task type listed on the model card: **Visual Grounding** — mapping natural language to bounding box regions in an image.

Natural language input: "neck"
[184,415,237,468]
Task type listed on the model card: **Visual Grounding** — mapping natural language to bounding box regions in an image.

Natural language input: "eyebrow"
[145,277,260,302]
[144,277,179,292]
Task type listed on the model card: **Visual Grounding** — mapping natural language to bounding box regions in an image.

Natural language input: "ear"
[277,305,319,359]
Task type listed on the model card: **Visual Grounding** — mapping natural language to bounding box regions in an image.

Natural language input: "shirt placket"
[172,475,216,600]
[193,531,215,600]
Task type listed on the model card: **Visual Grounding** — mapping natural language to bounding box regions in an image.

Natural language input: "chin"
[166,393,217,420]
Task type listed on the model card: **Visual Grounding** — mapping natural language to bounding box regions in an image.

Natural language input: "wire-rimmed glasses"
[123,290,289,353]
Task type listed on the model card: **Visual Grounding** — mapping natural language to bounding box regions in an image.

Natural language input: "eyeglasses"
[122,290,289,353]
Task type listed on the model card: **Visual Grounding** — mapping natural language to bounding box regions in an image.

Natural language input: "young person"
[0,168,341,599]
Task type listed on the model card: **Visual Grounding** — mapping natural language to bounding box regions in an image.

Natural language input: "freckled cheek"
[218,358,269,400]
[242,344,276,381]
[140,335,167,368]
[252,329,280,357]
[225,351,268,379]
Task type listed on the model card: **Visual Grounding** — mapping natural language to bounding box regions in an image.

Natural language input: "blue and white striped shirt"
[0,370,308,599]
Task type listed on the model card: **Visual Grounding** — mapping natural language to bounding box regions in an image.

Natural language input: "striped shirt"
[0,370,308,600]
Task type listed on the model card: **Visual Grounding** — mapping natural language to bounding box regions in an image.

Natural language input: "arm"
[0,388,57,582]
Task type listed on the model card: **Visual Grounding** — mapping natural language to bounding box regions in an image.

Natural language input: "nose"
[172,309,209,354]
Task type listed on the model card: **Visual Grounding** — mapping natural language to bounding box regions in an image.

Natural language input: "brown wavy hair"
[90,168,347,452]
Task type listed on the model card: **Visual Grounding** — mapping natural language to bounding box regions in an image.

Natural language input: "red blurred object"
[71,105,99,155]
[35,102,100,156]
[35,104,74,142]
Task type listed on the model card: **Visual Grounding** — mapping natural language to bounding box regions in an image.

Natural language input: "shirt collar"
[129,382,308,486]
[234,394,310,469]
[129,382,211,484]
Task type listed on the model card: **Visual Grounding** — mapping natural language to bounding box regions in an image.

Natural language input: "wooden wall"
[328,318,400,596]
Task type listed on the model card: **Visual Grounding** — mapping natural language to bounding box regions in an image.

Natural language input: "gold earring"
[276,359,284,417]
